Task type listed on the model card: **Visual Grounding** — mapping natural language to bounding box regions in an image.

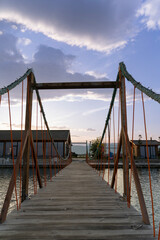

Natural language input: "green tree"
[90,137,104,158]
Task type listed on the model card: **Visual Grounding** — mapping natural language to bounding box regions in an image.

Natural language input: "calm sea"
[72,143,118,155]
[0,165,160,235]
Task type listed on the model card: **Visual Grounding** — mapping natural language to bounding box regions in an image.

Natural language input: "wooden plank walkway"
[0,161,154,240]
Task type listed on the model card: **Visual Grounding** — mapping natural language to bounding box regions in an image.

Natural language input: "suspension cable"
[120,62,160,104]
[95,73,119,157]
[115,90,121,192]
[129,86,136,207]
[19,81,23,208]
[108,119,111,184]
[158,223,160,240]
[102,129,107,180]
[35,98,39,193]
[7,90,18,210]
[31,145,36,194]
[47,130,52,180]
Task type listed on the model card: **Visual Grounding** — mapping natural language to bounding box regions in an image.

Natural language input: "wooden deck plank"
[0,161,154,240]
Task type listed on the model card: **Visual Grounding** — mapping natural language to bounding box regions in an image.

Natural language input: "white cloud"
[41,91,111,103]
[0,0,141,53]
[85,71,107,79]
[82,106,108,116]
[11,24,17,30]
[18,37,31,46]
[0,30,3,35]
[137,0,160,30]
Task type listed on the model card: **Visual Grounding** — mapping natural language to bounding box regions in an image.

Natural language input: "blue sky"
[0,0,160,142]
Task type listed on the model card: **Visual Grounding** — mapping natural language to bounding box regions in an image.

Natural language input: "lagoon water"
[0,163,160,235]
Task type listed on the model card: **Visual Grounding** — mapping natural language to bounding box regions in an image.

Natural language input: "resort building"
[130,139,160,159]
[0,130,71,159]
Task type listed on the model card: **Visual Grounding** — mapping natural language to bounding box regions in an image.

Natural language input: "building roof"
[130,140,160,146]
[0,130,71,142]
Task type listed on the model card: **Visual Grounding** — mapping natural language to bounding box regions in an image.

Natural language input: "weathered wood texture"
[33,81,120,90]
[0,161,154,240]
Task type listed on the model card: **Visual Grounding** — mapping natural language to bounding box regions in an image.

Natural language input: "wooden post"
[22,73,34,202]
[119,70,130,199]
[124,130,150,224]
[0,130,29,223]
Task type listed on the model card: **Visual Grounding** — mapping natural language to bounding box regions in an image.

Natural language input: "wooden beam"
[119,70,130,199]
[32,81,120,90]
[124,130,150,225]
[30,133,43,189]
[22,73,34,202]
[0,130,29,223]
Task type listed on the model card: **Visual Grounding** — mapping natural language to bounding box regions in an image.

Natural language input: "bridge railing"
[0,70,72,223]
[86,62,160,237]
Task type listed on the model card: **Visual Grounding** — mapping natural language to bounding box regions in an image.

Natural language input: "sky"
[0,0,160,142]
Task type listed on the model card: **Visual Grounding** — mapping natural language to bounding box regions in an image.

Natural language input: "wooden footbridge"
[0,161,154,239]
[0,62,159,238]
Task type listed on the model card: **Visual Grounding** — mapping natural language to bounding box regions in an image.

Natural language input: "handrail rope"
[113,105,116,192]
[141,92,155,237]
[124,77,130,206]
[129,86,136,207]
[94,73,119,158]
[7,90,19,210]
[0,69,33,96]
[119,62,160,104]
[19,81,23,208]
[35,98,39,193]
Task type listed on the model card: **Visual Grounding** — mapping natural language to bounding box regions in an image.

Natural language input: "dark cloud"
[0,0,141,52]
[0,33,112,101]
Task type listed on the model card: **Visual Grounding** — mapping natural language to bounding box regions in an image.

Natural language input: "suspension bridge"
[0,62,159,239]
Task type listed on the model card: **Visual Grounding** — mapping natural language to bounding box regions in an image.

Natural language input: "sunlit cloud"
[85,71,107,79]
[0,0,140,53]
[137,0,160,30]
[17,37,32,46]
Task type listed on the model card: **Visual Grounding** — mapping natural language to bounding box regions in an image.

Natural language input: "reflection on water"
[0,168,57,213]
[103,168,160,232]
[0,167,160,233]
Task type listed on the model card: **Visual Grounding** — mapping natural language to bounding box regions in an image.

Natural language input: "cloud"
[85,71,107,79]
[0,0,141,53]
[0,30,3,35]
[18,37,31,46]
[83,106,108,116]
[137,0,160,30]
[0,33,113,102]
[11,24,17,30]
